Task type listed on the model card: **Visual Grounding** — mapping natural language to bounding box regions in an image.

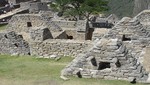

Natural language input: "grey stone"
[50,55,57,59]
[60,76,70,81]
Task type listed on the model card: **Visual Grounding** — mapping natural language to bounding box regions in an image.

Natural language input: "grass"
[0,55,148,85]
[0,24,7,31]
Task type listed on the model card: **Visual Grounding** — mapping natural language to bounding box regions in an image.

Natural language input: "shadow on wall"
[122,35,131,41]
[67,35,73,39]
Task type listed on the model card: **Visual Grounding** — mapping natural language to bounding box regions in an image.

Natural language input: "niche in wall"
[27,22,32,27]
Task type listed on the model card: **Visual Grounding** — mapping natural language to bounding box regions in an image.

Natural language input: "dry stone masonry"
[7,14,62,33]
[1,2,150,83]
[30,27,53,41]
[30,40,92,57]
[61,39,148,82]
[61,11,150,83]
[0,31,30,55]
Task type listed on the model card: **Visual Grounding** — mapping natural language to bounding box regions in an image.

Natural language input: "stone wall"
[7,14,62,33]
[54,31,67,39]
[76,20,89,40]
[6,14,64,41]
[134,10,150,27]
[29,2,49,13]
[105,17,149,39]
[0,31,30,55]
[143,47,150,72]
[92,28,110,41]
[61,38,149,82]
[30,27,53,41]
[20,2,31,9]
[52,19,90,40]
[105,17,150,64]
[61,16,150,82]
[65,30,76,38]
[7,14,91,41]
[53,20,77,29]
[30,39,92,57]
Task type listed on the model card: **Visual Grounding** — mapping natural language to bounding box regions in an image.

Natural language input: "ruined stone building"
[5,12,94,57]
[1,0,150,83]
[61,11,150,83]
[0,0,52,24]
[91,14,118,28]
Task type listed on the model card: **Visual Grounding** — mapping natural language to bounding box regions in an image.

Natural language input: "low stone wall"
[30,39,92,57]
[53,20,77,28]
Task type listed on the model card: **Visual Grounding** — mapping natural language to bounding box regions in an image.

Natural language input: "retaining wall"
[30,39,92,57]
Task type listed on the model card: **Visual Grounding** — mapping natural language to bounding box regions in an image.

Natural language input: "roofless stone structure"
[1,2,150,82]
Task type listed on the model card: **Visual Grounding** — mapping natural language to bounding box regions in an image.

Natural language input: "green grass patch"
[0,24,7,31]
[0,55,147,85]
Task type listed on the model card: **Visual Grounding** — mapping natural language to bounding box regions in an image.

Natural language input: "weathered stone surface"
[60,76,70,81]
[7,14,62,33]
[30,27,53,41]
[2,3,150,83]
[61,15,150,83]
[0,31,30,55]
[30,40,92,57]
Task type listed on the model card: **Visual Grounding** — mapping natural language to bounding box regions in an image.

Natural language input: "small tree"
[50,0,70,16]
[50,0,108,20]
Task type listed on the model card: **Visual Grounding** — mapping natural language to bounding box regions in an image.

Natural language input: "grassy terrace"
[0,24,7,31]
[0,55,147,85]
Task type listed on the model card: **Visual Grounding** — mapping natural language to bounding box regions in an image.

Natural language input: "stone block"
[106,45,119,51]
[30,27,53,41]
[104,76,116,80]
[107,39,118,46]
[114,72,124,77]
